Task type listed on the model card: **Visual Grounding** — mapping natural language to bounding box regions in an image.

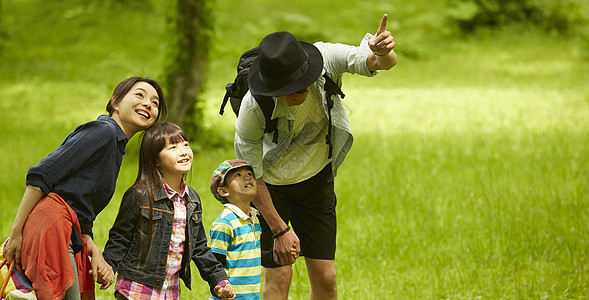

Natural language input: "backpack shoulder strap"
[323,73,345,99]
[322,74,345,159]
[252,94,279,143]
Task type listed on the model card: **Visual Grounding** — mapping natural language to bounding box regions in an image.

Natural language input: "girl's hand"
[214,280,236,300]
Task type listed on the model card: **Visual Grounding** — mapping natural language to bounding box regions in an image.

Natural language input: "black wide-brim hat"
[248,31,324,97]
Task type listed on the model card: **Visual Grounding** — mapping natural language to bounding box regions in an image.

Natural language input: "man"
[235,14,397,299]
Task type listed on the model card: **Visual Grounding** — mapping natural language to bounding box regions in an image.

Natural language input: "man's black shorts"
[259,163,337,268]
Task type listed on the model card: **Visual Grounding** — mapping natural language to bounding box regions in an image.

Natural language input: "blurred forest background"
[1,0,588,298]
[2,0,587,141]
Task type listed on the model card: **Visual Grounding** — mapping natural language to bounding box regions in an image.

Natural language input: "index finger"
[376,14,388,35]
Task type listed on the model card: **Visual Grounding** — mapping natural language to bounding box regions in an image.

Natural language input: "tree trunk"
[163,0,211,134]
[0,0,3,38]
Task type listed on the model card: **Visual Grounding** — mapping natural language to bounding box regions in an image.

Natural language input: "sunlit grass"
[330,81,588,297]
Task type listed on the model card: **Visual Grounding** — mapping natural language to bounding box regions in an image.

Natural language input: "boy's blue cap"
[210,159,255,202]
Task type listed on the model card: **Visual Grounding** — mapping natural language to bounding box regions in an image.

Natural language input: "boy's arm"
[208,219,230,270]
[209,220,234,299]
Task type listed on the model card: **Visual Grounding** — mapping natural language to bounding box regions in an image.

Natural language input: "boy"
[209,160,279,299]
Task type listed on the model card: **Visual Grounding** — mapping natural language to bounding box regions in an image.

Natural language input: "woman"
[3,77,167,299]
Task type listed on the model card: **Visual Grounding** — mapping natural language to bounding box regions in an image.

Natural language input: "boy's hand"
[214,280,236,300]
[290,242,298,259]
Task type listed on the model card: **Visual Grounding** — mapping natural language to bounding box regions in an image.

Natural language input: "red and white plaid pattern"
[115,183,188,300]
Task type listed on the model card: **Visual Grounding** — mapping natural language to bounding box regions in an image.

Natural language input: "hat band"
[260,60,309,89]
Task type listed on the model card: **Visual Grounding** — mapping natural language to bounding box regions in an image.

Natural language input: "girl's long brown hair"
[126,122,189,261]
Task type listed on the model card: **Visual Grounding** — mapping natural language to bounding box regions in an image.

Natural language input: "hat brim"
[210,160,255,201]
[223,164,255,185]
[248,41,323,97]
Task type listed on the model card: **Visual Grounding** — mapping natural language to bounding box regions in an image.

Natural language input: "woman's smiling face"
[111,81,160,138]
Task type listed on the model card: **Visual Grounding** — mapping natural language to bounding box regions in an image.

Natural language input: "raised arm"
[367,14,397,71]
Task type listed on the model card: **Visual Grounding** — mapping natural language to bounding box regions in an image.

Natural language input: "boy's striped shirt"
[209,204,262,300]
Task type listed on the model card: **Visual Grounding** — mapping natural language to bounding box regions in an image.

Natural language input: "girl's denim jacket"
[103,186,227,291]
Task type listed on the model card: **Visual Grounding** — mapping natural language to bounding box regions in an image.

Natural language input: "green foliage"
[0,0,166,83]
[1,0,588,298]
[448,0,589,34]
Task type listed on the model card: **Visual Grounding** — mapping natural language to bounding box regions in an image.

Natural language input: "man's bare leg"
[262,265,293,300]
[306,258,337,300]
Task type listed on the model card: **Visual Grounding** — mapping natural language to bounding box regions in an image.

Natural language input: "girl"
[3,77,167,299]
[103,123,235,300]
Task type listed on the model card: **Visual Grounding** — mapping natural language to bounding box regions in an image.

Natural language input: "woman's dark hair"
[106,77,168,123]
[127,122,189,260]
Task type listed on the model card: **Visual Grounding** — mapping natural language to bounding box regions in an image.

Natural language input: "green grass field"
[1,0,588,298]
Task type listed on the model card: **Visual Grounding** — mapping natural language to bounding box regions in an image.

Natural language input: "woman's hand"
[4,186,45,266]
[83,234,115,289]
[3,233,23,265]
